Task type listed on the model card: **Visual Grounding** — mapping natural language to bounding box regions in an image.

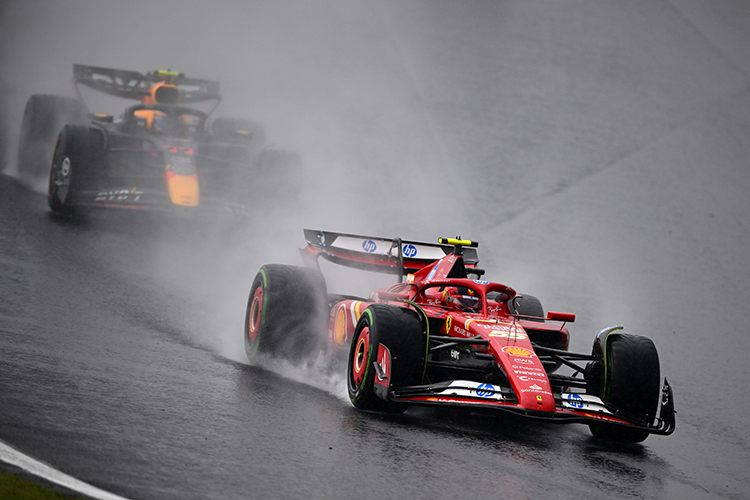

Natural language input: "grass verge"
[0,468,87,499]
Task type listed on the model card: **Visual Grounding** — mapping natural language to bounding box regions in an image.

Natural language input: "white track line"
[0,440,131,500]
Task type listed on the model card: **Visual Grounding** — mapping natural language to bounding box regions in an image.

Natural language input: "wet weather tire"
[48,125,103,215]
[587,331,662,443]
[347,304,426,413]
[244,264,327,363]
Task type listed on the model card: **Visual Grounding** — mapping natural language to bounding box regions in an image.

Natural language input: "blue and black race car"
[17,64,300,216]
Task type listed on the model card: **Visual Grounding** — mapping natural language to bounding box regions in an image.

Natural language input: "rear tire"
[48,125,103,215]
[18,94,87,186]
[244,264,327,364]
[587,331,661,443]
[347,304,425,413]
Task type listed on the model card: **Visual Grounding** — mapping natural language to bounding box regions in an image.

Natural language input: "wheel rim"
[247,286,263,341]
[351,327,370,388]
[52,156,72,203]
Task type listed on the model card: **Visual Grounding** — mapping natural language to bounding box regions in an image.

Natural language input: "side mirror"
[547,311,575,323]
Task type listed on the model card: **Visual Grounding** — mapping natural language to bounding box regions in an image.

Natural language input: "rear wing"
[73,64,221,104]
[300,229,479,280]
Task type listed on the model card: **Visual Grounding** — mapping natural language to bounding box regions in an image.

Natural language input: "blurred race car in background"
[17,64,301,215]
[244,229,676,443]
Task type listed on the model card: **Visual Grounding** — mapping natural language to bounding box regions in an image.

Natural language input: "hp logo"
[566,393,584,409]
[476,383,495,398]
[362,240,377,253]
[402,244,417,257]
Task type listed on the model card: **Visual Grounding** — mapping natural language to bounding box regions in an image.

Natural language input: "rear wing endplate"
[300,229,479,281]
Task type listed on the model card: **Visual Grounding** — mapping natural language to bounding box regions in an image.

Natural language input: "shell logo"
[502,346,534,357]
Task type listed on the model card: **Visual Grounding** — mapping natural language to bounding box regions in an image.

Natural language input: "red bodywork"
[300,230,675,433]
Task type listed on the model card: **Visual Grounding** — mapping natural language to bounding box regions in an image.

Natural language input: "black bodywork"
[18,65,301,215]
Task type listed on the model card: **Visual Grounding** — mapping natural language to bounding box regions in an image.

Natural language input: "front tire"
[347,304,426,412]
[587,330,662,443]
[244,264,327,364]
[48,125,103,215]
[509,294,544,320]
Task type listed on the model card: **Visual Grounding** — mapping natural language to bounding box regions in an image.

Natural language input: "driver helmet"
[441,287,480,312]
[133,109,168,133]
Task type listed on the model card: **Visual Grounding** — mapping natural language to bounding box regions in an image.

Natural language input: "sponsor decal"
[519,387,553,396]
[513,358,534,365]
[362,240,377,253]
[518,376,547,383]
[490,330,528,340]
[95,188,144,202]
[445,316,452,333]
[402,244,417,257]
[475,383,495,398]
[566,393,584,409]
[511,364,542,371]
[474,280,489,285]
[453,325,470,337]
[502,346,534,357]
[514,370,545,377]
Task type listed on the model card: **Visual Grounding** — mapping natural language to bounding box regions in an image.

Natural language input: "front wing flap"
[386,378,676,436]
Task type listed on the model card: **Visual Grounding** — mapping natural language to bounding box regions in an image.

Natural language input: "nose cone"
[166,172,199,206]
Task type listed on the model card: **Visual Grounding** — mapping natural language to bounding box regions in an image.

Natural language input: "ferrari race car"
[17,64,301,215]
[244,229,676,443]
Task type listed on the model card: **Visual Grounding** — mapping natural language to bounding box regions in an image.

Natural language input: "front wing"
[386,379,676,436]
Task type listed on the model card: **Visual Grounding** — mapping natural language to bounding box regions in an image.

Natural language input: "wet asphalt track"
[2,1,750,499]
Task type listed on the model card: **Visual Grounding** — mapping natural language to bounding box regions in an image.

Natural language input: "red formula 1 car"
[17,64,300,216]
[244,229,676,443]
